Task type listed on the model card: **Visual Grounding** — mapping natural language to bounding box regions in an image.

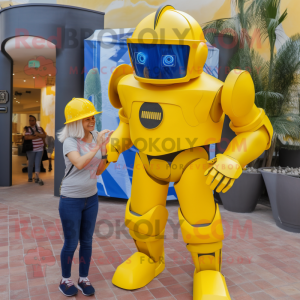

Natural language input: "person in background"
[57,98,113,297]
[23,115,46,185]
[45,135,55,171]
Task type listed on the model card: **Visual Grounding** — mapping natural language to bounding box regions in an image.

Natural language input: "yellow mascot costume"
[106,5,273,299]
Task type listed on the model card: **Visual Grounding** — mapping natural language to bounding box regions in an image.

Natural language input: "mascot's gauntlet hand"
[106,143,120,163]
[204,154,242,193]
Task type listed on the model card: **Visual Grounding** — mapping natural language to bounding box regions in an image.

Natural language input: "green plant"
[250,0,288,88]
[204,0,254,47]
[203,0,300,167]
[230,34,300,166]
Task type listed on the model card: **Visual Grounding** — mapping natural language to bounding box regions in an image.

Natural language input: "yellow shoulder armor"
[108,64,133,108]
[221,70,273,149]
[221,70,256,124]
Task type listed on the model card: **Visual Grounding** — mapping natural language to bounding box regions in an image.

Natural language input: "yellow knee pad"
[125,198,168,262]
[179,204,224,244]
[125,198,168,236]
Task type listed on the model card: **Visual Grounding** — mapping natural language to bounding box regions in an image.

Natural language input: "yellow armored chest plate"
[118,73,225,156]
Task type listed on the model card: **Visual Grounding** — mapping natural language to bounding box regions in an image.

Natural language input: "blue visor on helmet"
[128,43,190,80]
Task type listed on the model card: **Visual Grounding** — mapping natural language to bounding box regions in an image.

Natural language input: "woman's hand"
[67,130,113,172]
[96,130,114,175]
[100,130,114,155]
[96,130,110,148]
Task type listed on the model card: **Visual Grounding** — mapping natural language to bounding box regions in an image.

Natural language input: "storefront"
[0,4,104,195]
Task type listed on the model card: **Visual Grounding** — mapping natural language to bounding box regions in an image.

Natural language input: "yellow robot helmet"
[64,98,102,124]
[127,5,208,85]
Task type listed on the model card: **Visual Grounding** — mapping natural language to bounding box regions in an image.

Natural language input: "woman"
[23,115,46,185]
[57,98,113,297]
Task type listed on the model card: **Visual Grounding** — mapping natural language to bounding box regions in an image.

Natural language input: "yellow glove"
[106,143,120,163]
[204,154,242,193]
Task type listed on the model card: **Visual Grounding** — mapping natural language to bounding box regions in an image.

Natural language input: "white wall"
[40,86,55,137]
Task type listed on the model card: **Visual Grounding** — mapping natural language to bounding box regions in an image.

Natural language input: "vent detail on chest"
[139,102,163,129]
[141,111,162,120]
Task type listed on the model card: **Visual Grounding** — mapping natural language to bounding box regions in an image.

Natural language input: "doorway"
[5,36,56,185]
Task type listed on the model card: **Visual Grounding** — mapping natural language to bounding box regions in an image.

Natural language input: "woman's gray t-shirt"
[60,131,102,198]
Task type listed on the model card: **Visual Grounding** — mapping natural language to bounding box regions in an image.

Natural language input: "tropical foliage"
[203,0,300,167]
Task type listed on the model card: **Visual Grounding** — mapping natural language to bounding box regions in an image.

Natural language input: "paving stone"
[1,173,300,300]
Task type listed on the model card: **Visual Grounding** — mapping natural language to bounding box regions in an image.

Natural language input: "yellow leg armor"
[175,158,231,300]
[112,154,169,290]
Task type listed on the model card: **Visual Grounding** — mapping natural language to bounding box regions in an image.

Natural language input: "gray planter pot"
[259,168,300,233]
[219,172,263,213]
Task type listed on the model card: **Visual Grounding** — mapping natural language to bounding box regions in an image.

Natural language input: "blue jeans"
[59,193,99,278]
[27,150,43,179]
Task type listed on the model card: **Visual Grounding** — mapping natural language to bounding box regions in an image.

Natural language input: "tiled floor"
[11,155,54,186]
[1,172,300,300]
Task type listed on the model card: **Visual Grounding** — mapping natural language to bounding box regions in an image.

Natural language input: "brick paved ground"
[1,176,300,300]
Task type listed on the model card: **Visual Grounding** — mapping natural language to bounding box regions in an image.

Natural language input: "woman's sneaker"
[59,278,78,296]
[28,178,32,182]
[78,277,95,296]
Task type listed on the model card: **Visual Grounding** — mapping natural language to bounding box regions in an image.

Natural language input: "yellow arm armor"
[220,70,273,167]
[107,65,134,162]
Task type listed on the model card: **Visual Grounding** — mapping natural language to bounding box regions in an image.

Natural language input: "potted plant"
[253,1,300,231]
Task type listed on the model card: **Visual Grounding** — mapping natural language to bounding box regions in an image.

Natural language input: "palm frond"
[265,0,281,19]
[270,34,300,114]
[278,8,288,25]
[229,46,268,95]
[247,0,288,49]
[272,34,300,91]
[255,91,284,100]
[256,91,284,112]
[269,114,300,144]
[202,18,237,45]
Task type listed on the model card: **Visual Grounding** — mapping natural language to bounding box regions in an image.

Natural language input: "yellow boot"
[112,198,168,290]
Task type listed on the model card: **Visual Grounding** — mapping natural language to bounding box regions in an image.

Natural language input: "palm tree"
[249,0,288,88]
[203,0,300,167]
[204,0,255,48]
[230,35,300,166]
